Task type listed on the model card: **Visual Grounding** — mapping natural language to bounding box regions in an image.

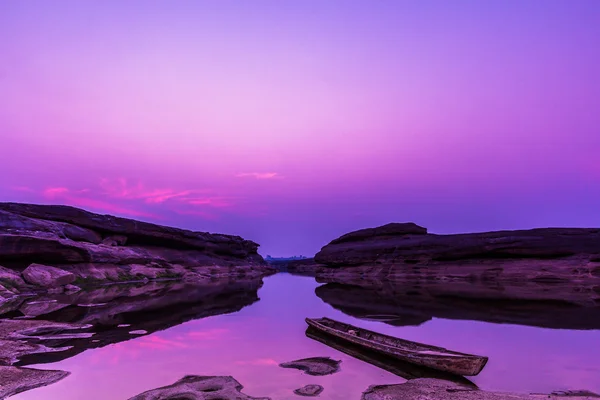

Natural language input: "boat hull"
[305,317,487,376]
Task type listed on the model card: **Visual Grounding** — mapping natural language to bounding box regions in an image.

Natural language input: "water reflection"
[315,280,600,330]
[5,274,600,399]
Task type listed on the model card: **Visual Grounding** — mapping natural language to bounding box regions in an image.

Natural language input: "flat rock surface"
[0,366,69,399]
[361,379,600,400]
[128,375,271,400]
[280,356,341,376]
[294,384,324,396]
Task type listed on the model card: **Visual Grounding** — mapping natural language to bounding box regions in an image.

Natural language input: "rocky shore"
[124,375,599,400]
[0,202,275,302]
[361,379,599,399]
[315,223,600,266]
[306,223,600,327]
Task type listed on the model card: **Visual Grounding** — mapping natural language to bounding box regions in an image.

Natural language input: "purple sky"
[1,1,599,256]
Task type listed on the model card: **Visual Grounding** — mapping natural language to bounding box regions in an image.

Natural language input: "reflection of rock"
[12,277,265,366]
[0,366,69,399]
[315,223,600,266]
[294,384,324,397]
[315,278,600,330]
[128,375,271,400]
[279,357,341,376]
[0,319,91,366]
[22,263,76,287]
[361,378,599,399]
[19,299,71,318]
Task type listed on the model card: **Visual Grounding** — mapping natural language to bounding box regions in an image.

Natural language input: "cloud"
[99,178,197,204]
[41,186,160,219]
[99,178,233,209]
[235,172,281,180]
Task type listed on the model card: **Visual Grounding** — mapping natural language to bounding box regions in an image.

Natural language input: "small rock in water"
[129,330,147,335]
[279,357,341,376]
[128,375,271,400]
[294,384,324,397]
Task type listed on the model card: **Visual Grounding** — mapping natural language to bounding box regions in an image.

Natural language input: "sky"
[1,0,599,256]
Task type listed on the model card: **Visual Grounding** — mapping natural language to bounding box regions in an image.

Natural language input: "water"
[9,274,600,399]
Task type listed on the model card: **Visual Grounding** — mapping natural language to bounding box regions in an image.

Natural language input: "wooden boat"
[305,317,488,376]
[305,327,477,387]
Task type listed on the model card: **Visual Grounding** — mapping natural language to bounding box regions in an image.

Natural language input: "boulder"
[0,265,26,288]
[294,384,324,397]
[128,375,271,400]
[361,378,599,399]
[22,264,75,287]
[279,357,341,376]
[101,235,127,246]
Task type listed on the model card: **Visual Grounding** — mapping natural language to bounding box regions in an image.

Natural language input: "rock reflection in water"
[10,277,265,366]
[315,276,600,330]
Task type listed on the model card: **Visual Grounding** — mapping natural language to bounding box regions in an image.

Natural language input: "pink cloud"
[41,186,160,219]
[98,178,233,209]
[235,172,281,180]
[179,196,235,208]
[43,187,71,197]
[99,178,197,204]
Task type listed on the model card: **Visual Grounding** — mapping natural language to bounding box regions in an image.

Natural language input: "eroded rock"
[102,235,127,246]
[294,384,324,397]
[279,357,341,376]
[0,366,69,399]
[128,375,271,400]
[361,379,599,399]
[0,265,26,288]
[22,264,75,287]
[315,223,600,266]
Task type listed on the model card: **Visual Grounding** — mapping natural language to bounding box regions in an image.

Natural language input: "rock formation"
[315,223,600,266]
[0,366,69,399]
[312,223,600,321]
[0,202,274,295]
[361,378,600,400]
[294,384,324,397]
[128,375,271,400]
[279,356,341,376]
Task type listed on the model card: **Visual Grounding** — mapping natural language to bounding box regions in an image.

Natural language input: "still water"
[11,274,600,399]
